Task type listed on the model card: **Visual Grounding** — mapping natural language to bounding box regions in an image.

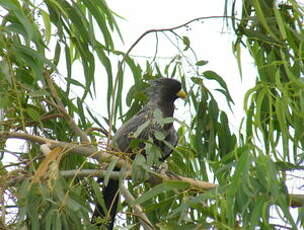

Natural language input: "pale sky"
[97,0,258,132]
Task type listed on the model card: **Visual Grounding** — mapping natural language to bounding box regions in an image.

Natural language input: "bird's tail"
[92,175,119,230]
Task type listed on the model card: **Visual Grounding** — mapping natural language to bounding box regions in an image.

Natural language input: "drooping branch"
[120,184,154,230]
[43,71,91,144]
[122,16,240,61]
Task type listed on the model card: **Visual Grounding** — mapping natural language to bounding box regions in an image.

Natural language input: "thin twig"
[120,184,154,230]
[43,71,91,144]
[107,15,239,150]
[124,16,239,60]
[85,127,109,137]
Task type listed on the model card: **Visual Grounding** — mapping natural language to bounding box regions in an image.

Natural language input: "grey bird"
[92,78,186,229]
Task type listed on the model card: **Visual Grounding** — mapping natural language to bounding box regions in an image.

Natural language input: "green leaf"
[0,95,10,108]
[154,130,165,141]
[196,60,208,66]
[191,77,203,85]
[255,87,268,130]
[229,152,251,195]
[66,197,82,212]
[250,197,264,227]
[1,0,36,41]
[40,9,52,44]
[203,70,227,90]
[45,209,56,230]
[273,6,287,40]
[132,154,148,184]
[65,44,72,95]
[133,181,189,204]
[182,36,190,51]
[0,60,12,84]
[81,0,114,49]
[203,70,234,105]
[104,158,118,186]
[252,0,278,41]
[133,120,151,138]
[53,42,61,67]
[26,107,41,121]
[145,142,162,165]
[91,179,106,214]
[66,78,85,90]
[55,211,62,230]
[153,108,163,122]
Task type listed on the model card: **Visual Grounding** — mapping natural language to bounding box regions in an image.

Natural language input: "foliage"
[0,0,303,229]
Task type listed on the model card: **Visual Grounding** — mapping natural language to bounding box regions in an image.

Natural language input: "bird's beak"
[176,90,187,99]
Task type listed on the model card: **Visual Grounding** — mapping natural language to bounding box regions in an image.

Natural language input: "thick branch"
[1,131,56,144]
[289,194,304,208]
[60,169,124,180]
[159,171,217,191]
[3,132,304,208]
[1,132,129,168]
[5,167,304,208]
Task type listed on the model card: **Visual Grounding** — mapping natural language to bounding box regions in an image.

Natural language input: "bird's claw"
[158,162,168,174]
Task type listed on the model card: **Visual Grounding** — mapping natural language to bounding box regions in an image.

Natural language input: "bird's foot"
[158,162,168,175]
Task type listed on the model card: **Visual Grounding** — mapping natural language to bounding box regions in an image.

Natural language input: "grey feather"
[112,78,182,159]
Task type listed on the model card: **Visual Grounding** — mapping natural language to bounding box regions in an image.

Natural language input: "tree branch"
[43,71,91,144]
[0,131,129,168]
[1,131,56,144]
[120,183,154,230]
[123,16,239,61]
[2,131,304,208]
[5,166,304,208]
[60,169,124,180]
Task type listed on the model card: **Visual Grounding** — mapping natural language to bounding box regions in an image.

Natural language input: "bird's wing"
[112,107,151,152]
[112,106,177,158]
[161,125,178,159]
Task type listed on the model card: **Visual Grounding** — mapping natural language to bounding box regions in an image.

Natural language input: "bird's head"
[147,78,187,104]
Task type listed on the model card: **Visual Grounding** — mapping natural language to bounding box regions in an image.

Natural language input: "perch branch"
[0,132,129,169]
[2,132,304,207]
[60,169,125,180]
[5,166,304,208]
